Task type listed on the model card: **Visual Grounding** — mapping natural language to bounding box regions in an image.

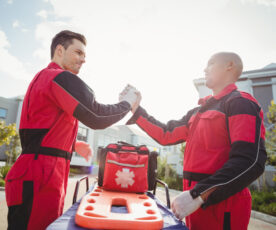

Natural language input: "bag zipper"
[107,160,145,168]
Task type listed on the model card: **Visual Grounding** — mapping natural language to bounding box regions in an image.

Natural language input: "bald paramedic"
[5,30,137,230]
[126,52,267,230]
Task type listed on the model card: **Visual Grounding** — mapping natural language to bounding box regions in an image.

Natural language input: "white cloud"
[241,0,276,6]
[7,0,13,4]
[37,10,48,19]
[12,20,19,28]
[12,20,29,33]
[33,20,77,63]
[42,0,208,117]
[31,0,276,120]
[0,30,32,81]
[0,31,10,49]
[21,28,29,33]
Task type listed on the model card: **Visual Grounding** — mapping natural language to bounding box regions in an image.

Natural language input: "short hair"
[51,30,86,59]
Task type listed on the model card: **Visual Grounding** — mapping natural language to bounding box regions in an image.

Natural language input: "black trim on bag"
[105,148,149,154]
[223,212,231,230]
[105,142,149,154]
[148,151,158,190]
[97,142,157,190]
[7,181,34,230]
[98,147,108,186]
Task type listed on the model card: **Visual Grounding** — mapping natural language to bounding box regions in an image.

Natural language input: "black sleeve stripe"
[74,103,129,129]
[226,96,261,117]
[53,71,94,107]
[53,72,130,118]
[54,81,130,118]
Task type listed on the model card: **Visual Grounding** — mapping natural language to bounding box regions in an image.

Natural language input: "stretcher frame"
[46,176,189,230]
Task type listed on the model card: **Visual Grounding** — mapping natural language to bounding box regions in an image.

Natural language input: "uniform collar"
[47,62,63,70]
[213,83,237,100]
[198,83,237,105]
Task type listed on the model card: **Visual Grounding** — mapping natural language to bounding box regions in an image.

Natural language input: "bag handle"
[117,141,135,147]
[117,141,147,149]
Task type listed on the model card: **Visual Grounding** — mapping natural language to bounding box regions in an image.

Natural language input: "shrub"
[0,178,5,187]
[162,175,183,191]
[157,157,183,191]
[69,167,81,175]
[251,188,276,217]
[259,203,276,216]
[0,165,11,180]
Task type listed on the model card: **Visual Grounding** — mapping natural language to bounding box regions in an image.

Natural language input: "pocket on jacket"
[5,155,32,182]
[5,155,33,206]
[199,111,229,150]
[39,155,58,190]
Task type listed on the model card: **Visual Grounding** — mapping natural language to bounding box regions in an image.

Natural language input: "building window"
[0,108,7,119]
[77,127,88,142]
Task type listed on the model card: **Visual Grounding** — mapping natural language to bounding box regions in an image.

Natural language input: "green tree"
[5,131,21,165]
[157,156,183,190]
[266,100,276,166]
[0,120,17,147]
[180,142,186,164]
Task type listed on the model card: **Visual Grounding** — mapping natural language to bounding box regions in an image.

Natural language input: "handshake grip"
[119,85,141,113]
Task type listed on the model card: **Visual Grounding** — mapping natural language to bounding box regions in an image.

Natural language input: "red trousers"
[5,154,70,230]
[183,180,251,230]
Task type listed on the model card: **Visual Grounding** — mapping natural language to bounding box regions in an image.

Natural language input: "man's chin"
[68,69,79,75]
[205,80,211,88]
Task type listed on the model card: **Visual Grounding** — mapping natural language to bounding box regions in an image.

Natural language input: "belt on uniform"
[22,146,72,161]
[183,171,211,186]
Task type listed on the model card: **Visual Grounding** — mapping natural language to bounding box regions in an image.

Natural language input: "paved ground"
[0,175,275,229]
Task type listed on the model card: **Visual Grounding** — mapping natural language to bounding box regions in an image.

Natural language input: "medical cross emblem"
[115,168,135,188]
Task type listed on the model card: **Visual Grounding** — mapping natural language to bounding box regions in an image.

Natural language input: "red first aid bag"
[97,142,157,193]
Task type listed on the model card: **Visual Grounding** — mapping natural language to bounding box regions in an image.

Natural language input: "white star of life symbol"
[115,168,135,188]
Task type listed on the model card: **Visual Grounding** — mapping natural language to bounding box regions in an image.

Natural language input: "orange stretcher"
[75,184,163,230]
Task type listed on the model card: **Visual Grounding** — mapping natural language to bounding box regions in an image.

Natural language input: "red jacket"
[127,84,267,208]
[20,62,131,159]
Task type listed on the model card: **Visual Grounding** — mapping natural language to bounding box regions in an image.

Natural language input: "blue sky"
[0,0,276,122]
[0,0,52,64]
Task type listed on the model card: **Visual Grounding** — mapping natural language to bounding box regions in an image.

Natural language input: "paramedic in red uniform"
[126,52,267,230]
[5,30,137,230]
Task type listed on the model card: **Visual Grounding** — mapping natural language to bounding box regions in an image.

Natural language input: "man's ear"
[55,44,64,58]
[226,61,234,71]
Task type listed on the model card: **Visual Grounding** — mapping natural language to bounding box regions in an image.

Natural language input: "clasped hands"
[74,85,140,162]
[75,85,204,221]
[119,84,141,113]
